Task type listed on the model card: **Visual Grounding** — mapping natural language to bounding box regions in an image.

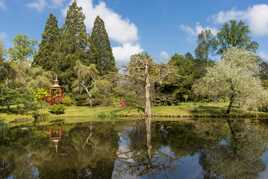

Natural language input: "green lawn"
[1,102,267,127]
[118,102,228,116]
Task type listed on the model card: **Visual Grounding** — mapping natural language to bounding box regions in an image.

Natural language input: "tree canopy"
[216,20,259,54]
[194,48,267,113]
[57,1,89,91]
[91,16,117,75]
[33,14,60,71]
[8,35,37,62]
[195,30,216,61]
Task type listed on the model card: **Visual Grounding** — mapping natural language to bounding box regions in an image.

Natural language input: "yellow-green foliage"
[62,96,73,106]
[32,88,48,101]
[49,104,65,115]
[194,48,268,111]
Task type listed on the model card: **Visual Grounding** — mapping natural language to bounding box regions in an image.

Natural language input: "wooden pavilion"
[44,76,64,105]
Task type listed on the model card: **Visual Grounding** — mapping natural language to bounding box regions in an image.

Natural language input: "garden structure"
[43,76,64,105]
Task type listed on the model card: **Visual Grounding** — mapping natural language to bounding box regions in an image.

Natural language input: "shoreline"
[1,103,268,127]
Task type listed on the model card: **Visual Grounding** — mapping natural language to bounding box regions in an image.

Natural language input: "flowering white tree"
[194,48,268,113]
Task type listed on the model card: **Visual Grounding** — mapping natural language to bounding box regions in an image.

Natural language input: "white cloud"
[259,51,268,62]
[213,4,268,36]
[247,5,268,36]
[27,0,46,12]
[0,0,6,10]
[0,32,7,41]
[180,23,218,41]
[212,9,245,24]
[51,0,65,6]
[159,51,170,63]
[72,0,139,44]
[64,0,141,63]
[112,43,143,65]
[180,24,196,36]
[27,0,65,11]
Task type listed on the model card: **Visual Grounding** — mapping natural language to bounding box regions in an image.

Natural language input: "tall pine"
[33,14,60,71]
[91,16,117,75]
[58,1,89,91]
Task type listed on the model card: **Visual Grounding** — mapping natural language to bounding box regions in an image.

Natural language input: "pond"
[1,118,268,179]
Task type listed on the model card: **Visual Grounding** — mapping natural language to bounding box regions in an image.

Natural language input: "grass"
[118,102,228,116]
[1,102,268,127]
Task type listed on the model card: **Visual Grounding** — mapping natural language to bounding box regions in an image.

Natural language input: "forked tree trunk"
[144,61,152,118]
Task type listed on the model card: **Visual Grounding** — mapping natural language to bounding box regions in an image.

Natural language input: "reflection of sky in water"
[113,127,204,179]
[141,154,203,179]
[259,150,268,179]
[3,120,268,179]
[113,153,204,179]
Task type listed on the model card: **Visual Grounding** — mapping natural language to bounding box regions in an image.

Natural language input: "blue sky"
[1,0,268,63]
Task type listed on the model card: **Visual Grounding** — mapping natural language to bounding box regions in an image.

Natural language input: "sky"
[1,0,268,64]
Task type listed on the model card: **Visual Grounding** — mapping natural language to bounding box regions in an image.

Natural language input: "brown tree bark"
[144,60,152,118]
[226,81,235,114]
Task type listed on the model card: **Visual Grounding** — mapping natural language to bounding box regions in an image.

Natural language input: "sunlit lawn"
[1,102,267,126]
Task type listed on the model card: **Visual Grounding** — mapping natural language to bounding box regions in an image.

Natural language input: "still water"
[1,118,268,179]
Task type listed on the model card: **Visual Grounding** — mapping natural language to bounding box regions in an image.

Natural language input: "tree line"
[0,1,268,115]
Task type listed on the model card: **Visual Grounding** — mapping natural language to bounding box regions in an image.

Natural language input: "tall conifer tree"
[33,14,60,71]
[58,1,89,91]
[91,16,117,75]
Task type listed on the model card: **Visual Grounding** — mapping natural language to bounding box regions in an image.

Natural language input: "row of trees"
[0,1,268,115]
[195,20,258,60]
[0,2,117,112]
[33,2,116,91]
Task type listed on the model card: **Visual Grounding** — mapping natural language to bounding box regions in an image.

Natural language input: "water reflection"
[200,119,268,179]
[48,127,64,153]
[1,119,268,178]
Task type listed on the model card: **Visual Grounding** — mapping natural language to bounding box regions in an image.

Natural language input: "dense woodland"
[1,1,268,115]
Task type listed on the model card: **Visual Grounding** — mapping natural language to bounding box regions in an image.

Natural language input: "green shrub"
[62,96,73,106]
[97,111,119,120]
[49,104,65,115]
[49,119,65,125]
[32,111,48,125]
[32,88,48,101]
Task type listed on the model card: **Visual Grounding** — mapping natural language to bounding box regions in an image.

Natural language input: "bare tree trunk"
[144,60,152,159]
[144,61,152,118]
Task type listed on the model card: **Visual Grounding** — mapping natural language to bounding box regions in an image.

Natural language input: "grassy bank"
[1,102,268,127]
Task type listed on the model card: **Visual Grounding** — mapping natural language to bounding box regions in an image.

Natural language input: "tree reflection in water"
[1,119,268,178]
[200,119,268,179]
[115,118,178,177]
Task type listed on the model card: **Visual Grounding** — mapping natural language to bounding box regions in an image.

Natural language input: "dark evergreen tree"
[57,1,89,91]
[33,14,60,71]
[185,52,194,60]
[91,16,117,75]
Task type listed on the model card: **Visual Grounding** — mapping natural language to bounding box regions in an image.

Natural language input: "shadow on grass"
[191,105,226,114]
[189,104,256,118]
[190,105,227,116]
